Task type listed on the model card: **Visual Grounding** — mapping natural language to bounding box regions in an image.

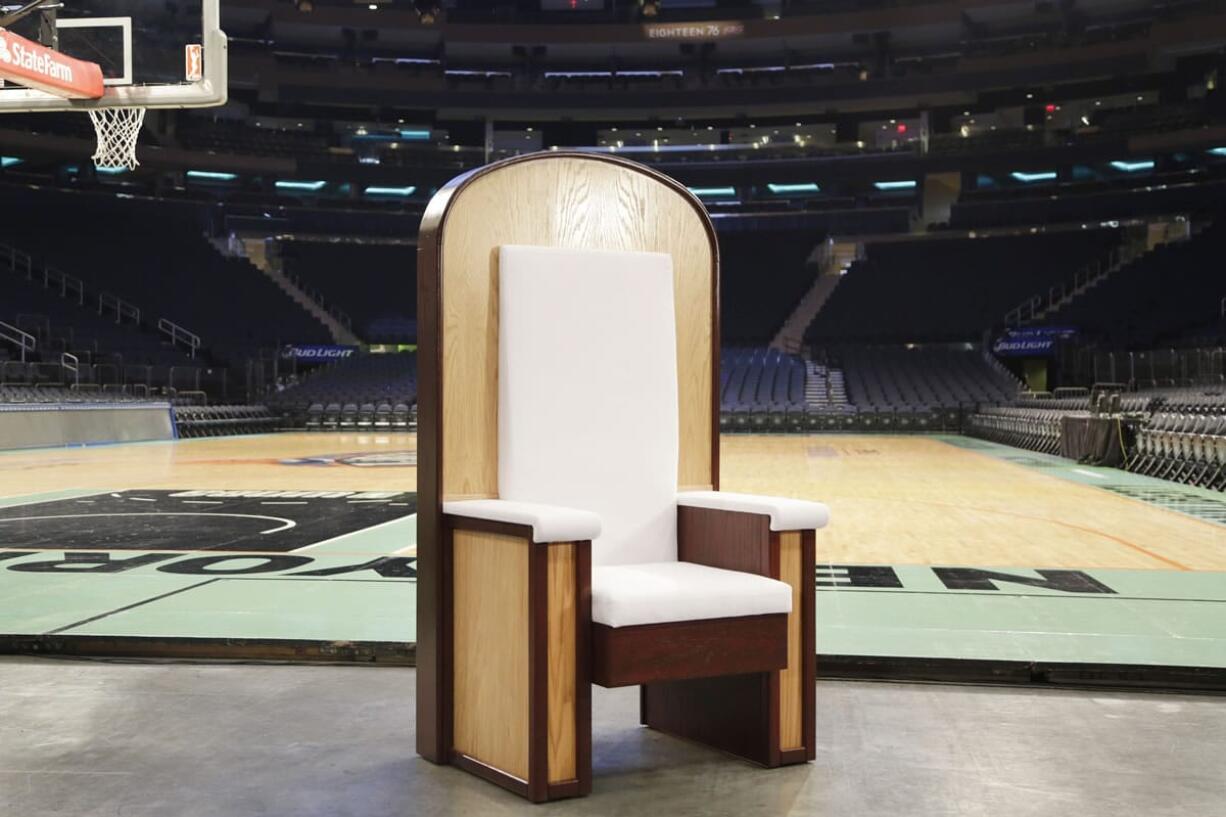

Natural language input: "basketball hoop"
[88,106,146,170]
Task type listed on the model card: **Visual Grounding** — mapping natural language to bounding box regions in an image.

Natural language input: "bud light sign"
[282,344,358,361]
[992,327,1077,357]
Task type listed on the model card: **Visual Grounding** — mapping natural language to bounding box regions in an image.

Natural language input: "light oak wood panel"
[453,529,530,780]
[778,531,804,752]
[546,544,577,783]
[436,156,715,503]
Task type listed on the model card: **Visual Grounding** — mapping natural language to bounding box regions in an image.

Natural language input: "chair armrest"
[676,491,829,531]
[442,498,602,543]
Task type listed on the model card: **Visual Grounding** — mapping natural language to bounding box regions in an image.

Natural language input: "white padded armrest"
[442,499,602,543]
[676,491,830,532]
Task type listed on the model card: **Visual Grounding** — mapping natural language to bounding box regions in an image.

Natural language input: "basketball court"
[2,431,1222,681]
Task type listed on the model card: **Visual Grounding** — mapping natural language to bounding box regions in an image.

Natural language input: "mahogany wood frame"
[592,614,788,687]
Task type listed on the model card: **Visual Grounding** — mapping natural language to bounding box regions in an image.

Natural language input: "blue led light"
[275,180,327,191]
[364,186,417,197]
[1010,171,1058,183]
[767,183,821,194]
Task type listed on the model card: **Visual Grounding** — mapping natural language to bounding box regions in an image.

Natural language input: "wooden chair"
[416,152,829,802]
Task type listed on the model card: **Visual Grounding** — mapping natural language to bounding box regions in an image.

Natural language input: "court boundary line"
[291,513,416,552]
[0,489,117,508]
[46,579,220,635]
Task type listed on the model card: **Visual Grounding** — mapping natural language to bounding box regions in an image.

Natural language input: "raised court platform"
[0,432,1223,686]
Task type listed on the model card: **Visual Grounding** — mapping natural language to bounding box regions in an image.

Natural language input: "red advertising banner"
[0,27,104,99]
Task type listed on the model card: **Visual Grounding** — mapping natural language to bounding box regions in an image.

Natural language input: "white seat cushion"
[591,561,793,628]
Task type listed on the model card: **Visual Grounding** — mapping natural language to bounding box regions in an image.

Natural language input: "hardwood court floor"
[1,433,1223,670]
[721,435,1226,571]
[1,432,1220,570]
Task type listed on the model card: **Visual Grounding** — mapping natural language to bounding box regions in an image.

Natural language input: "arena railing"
[60,352,80,388]
[0,320,35,363]
[157,318,202,359]
[1058,346,1226,389]
[98,292,141,325]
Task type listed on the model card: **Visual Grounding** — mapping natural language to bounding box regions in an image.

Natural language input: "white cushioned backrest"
[498,244,679,567]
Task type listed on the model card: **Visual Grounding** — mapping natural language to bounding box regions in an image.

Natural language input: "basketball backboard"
[0,0,226,112]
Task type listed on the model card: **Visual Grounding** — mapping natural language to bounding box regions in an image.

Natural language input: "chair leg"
[641,530,816,768]
[445,524,592,803]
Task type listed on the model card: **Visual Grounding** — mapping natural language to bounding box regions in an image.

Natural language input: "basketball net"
[88,107,147,171]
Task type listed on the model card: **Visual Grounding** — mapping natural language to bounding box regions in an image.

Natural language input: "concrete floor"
[1,659,1223,817]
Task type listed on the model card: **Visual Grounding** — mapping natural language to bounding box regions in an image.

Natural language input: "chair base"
[591,614,788,688]
[641,672,812,768]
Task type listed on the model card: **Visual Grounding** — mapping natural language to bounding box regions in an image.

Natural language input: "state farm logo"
[0,30,75,82]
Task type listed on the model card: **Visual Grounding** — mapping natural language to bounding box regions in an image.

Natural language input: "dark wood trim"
[766,531,783,768]
[436,516,455,765]
[779,748,809,766]
[527,543,549,802]
[450,751,529,799]
[801,530,817,762]
[574,541,593,797]
[677,506,771,576]
[593,614,787,688]
[547,780,583,800]
[444,514,536,541]
[767,657,782,768]
[415,178,448,764]
[709,192,721,492]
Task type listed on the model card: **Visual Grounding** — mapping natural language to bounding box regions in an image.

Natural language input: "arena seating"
[174,405,280,437]
[720,348,806,429]
[719,344,1018,432]
[965,405,1068,454]
[270,352,417,429]
[0,188,333,364]
[1129,402,1226,490]
[719,229,820,343]
[967,384,1226,490]
[965,390,1158,454]
[1,240,207,396]
[835,345,1019,410]
[1040,220,1226,348]
[806,230,1120,343]
[279,240,417,343]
